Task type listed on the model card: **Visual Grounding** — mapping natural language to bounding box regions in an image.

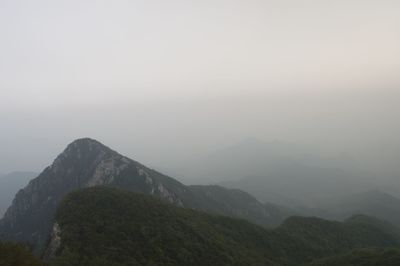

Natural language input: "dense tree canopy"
[309,248,400,266]
[48,187,400,265]
[0,242,41,266]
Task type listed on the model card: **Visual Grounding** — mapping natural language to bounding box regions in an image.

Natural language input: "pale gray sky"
[0,0,399,175]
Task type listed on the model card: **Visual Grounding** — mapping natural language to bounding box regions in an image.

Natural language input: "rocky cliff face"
[0,171,38,218]
[0,138,290,255]
[0,139,186,253]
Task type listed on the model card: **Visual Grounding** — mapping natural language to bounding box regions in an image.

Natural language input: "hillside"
[327,190,400,227]
[0,138,288,254]
[219,166,373,208]
[188,185,292,227]
[45,187,400,265]
[309,248,400,266]
[300,190,400,228]
[0,172,37,217]
[174,139,374,207]
[0,242,41,266]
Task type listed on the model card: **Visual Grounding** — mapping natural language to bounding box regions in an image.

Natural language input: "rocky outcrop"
[42,223,61,260]
[0,138,290,256]
[0,138,185,254]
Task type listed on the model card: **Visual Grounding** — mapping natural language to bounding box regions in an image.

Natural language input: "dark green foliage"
[50,187,400,265]
[0,242,41,266]
[188,185,291,227]
[52,187,270,265]
[308,248,400,266]
[0,138,288,255]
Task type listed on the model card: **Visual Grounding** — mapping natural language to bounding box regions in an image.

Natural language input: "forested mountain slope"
[0,138,288,254]
[46,187,400,266]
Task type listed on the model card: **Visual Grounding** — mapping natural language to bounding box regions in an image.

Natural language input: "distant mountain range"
[172,138,378,207]
[1,138,400,265]
[161,138,400,228]
[311,190,400,227]
[0,171,37,218]
[174,138,358,180]
[44,186,400,265]
[0,138,290,254]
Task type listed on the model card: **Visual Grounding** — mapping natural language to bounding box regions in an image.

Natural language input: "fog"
[0,0,399,181]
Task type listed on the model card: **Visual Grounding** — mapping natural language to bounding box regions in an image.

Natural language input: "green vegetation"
[0,242,41,266]
[49,187,400,265]
[309,248,400,266]
[323,190,400,228]
[0,138,289,256]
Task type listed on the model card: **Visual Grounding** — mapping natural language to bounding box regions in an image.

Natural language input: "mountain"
[44,187,400,265]
[0,171,37,218]
[175,138,358,182]
[309,248,400,266]
[0,242,41,266]
[188,185,293,227]
[0,138,289,254]
[173,138,376,207]
[315,190,400,227]
[220,165,379,208]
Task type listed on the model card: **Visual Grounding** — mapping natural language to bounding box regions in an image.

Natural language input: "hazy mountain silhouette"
[172,138,375,207]
[0,138,289,254]
[0,171,37,217]
[314,190,400,227]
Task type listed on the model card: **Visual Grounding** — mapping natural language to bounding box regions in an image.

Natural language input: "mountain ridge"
[0,138,289,254]
[45,186,400,265]
[0,171,37,218]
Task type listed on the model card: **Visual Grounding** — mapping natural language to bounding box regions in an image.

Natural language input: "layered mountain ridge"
[0,138,289,253]
[45,187,400,265]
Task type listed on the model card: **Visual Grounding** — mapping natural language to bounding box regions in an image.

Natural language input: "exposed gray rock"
[42,223,61,260]
[0,138,290,256]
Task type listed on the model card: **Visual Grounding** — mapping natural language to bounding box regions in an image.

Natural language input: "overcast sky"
[0,0,399,175]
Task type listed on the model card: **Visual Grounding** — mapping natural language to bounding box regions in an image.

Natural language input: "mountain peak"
[51,138,118,170]
[0,138,288,255]
[69,137,102,145]
[64,138,112,154]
